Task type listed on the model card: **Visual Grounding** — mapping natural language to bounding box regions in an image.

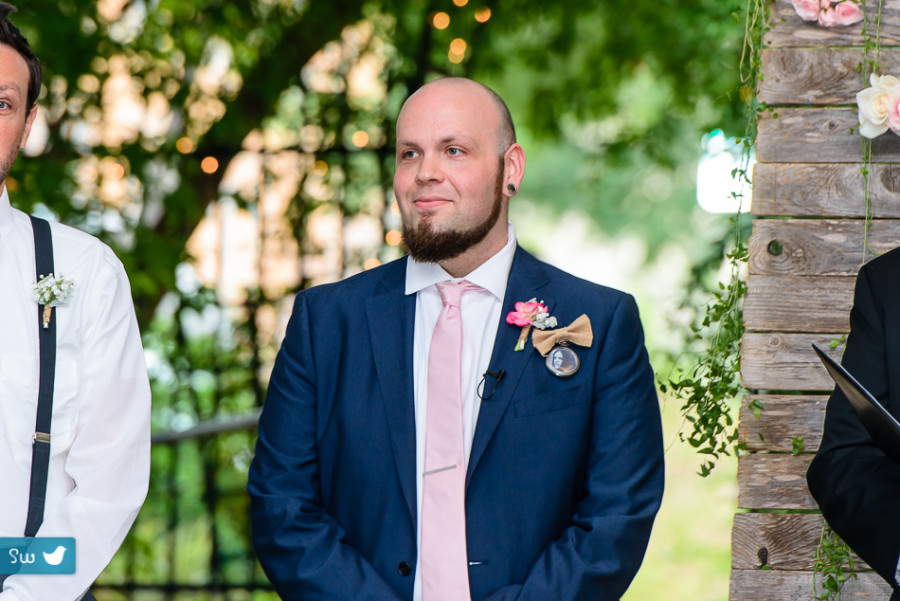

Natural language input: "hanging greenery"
[659,0,768,477]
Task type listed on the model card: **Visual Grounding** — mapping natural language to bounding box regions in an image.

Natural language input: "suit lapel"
[467,247,551,484]
[366,259,418,523]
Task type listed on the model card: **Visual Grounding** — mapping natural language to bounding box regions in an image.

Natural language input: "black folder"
[812,343,900,465]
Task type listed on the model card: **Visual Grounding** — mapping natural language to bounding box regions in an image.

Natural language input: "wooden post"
[734,1,900,598]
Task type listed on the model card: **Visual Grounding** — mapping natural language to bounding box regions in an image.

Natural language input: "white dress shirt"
[0,189,151,601]
[406,222,517,601]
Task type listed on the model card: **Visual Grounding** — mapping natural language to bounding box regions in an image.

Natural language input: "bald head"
[399,78,516,156]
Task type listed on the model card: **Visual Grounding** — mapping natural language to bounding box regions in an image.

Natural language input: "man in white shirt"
[250,77,664,600]
[0,4,151,600]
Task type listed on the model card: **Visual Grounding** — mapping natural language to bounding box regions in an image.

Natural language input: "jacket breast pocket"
[512,383,589,418]
[0,354,80,466]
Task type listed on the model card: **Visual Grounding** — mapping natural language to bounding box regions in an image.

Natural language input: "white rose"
[857,75,900,138]
[870,73,900,92]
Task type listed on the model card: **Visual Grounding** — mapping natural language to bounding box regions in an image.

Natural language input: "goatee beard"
[402,171,504,264]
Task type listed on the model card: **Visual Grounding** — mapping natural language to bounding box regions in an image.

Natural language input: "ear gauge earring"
[506,183,518,195]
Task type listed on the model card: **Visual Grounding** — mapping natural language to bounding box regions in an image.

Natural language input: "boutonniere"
[32,273,75,328]
[532,314,593,356]
[533,314,594,378]
[506,298,557,351]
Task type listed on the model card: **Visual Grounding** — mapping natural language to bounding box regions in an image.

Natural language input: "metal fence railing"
[94,409,276,601]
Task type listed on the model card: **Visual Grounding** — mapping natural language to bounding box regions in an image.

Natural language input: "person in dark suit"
[808,246,900,600]
[248,77,664,601]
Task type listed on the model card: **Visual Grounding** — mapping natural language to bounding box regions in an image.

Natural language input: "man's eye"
[401,149,418,159]
[0,101,9,110]
[447,147,463,156]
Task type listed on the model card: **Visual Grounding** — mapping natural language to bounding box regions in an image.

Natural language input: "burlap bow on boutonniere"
[532,314,593,357]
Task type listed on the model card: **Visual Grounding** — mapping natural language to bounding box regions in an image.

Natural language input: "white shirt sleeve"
[0,248,151,601]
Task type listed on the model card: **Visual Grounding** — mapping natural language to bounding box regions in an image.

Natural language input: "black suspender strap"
[26,215,56,538]
[2,217,96,600]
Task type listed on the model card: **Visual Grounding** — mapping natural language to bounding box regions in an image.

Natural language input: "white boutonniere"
[32,273,75,328]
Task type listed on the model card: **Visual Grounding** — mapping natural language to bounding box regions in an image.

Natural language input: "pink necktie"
[422,280,479,601]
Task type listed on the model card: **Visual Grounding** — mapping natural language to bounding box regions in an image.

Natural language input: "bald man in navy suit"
[249,77,664,601]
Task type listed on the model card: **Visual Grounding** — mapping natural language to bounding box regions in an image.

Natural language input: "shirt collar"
[0,187,13,246]
[405,222,517,301]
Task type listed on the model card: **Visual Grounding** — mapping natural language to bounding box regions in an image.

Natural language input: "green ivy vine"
[813,2,883,600]
[659,0,768,477]
[859,0,883,258]
[814,523,858,601]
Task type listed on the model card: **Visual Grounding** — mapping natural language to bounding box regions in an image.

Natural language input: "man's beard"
[402,169,504,264]
[0,144,19,190]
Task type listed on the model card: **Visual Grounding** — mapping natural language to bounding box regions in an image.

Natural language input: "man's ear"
[19,105,37,150]
[503,143,525,197]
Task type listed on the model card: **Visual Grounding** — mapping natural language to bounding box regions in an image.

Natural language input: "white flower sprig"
[32,273,75,328]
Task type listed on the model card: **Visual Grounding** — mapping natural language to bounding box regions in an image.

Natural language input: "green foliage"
[813,523,858,601]
[659,223,751,477]
[660,0,769,476]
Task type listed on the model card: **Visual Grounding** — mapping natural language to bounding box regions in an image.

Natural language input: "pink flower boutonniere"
[506,298,557,351]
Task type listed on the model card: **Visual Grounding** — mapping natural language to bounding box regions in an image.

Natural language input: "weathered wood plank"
[741,333,845,391]
[738,453,815,509]
[732,513,870,571]
[748,220,898,278]
[730,569,891,601]
[758,48,900,106]
[744,275,854,333]
[740,396,827,453]
[766,0,900,48]
[752,163,900,218]
[757,108,900,163]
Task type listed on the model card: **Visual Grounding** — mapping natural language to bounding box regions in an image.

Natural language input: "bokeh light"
[352,130,370,148]
[312,160,329,176]
[432,12,450,29]
[449,38,467,64]
[385,230,402,246]
[176,137,194,153]
[475,7,491,22]
[200,156,219,174]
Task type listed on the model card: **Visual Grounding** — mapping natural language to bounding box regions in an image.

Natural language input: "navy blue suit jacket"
[249,246,664,600]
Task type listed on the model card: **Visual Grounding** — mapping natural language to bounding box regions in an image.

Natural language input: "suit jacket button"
[397,562,412,576]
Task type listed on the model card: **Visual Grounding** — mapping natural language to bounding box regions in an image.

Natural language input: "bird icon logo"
[42,546,66,566]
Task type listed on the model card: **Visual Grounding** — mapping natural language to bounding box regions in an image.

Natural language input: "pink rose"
[834,1,863,26]
[506,311,532,327]
[820,0,831,8]
[888,87,900,134]
[792,0,820,21]
[515,301,542,316]
[818,7,836,26]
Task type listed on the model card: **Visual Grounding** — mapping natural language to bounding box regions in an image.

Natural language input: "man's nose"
[415,153,442,184]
